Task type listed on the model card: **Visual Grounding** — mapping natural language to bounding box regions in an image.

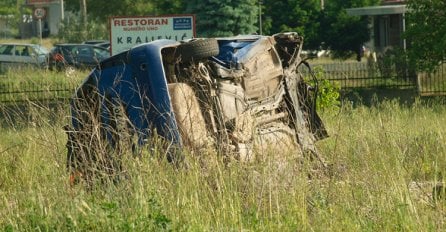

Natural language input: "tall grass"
[0,99,445,231]
[0,67,88,85]
[0,68,89,102]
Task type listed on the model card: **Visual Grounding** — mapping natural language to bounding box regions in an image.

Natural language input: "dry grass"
[0,99,445,231]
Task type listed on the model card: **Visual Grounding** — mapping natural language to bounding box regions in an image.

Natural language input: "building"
[21,0,64,38]
[346,0,407,53]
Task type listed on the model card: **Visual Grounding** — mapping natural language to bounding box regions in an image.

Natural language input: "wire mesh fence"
[0,82,78,103]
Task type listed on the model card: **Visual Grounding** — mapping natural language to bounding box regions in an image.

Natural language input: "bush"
[307,66,341,111]
[57,15,108,43]
[377,48,416,80]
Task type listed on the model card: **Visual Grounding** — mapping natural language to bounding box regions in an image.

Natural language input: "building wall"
[346,2,407,54]
[46,2,63,35]
[372,14,403,52]
[22,0,63,38]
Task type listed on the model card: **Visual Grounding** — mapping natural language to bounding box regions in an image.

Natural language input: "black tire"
[175,38,219,63]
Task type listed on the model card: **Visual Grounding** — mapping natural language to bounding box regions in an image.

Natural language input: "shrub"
[56,15,108,43]
[306,66,341,111]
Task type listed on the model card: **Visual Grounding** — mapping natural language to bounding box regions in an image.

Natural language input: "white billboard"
[110,15,195,55]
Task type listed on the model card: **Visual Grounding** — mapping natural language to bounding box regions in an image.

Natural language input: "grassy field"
[0,65,89,102]
[0,67,87,85]
[0,98,445,231]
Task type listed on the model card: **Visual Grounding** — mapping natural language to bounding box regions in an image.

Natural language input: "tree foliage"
[319,0,380,58]
[151,0,185,15]
[0,0,388,58]
[261,0,379,54]
[405,0,446,71]
[63,0,157,22]
[185,0,258,37]
[262,0,322,49]
[0,0,27,37]
[57,17,108,42]
[0,0,21,15]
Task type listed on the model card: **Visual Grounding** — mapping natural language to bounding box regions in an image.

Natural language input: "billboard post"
[110,15,196,55]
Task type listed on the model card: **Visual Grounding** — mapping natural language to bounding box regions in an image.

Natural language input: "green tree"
[0,0,19,15]
[64,0,156,22]
[57,0,381,59]
[319,0,380,58]
[0,0,27,37]
[185,0,258,37]
[152,0,185,15]
[64,0,186,22]
[60,0,184,40]
[405,0,446,71]
[262,0,379,54]
[262,0,322,49]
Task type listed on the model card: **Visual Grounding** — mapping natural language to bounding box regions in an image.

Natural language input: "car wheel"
[175,38,219,63]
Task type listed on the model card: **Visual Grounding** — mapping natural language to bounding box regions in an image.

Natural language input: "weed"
[0,99,445,230]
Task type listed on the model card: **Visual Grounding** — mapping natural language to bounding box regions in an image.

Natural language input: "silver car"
[0,43,49,71]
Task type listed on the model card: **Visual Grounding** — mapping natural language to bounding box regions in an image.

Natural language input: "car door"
[62,46,77,67]
[76,46,97,68]
[14,45,37,66]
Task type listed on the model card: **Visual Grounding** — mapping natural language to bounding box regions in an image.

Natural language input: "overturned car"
[65,32,328,181]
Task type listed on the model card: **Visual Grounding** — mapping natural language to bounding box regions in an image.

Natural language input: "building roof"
[346,4,407,16]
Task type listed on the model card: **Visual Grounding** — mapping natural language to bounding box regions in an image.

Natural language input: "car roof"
[55,43,99,46]
[53,43,109,49]
[83,40,108,44]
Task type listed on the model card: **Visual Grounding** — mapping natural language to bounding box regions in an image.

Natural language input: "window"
[0,45,14,55]
[79,47,93,56]
[94,47,110,58]
[33,45,48,56]
[16,45,30,56]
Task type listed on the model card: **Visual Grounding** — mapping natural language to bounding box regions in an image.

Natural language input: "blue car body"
[71,36,265,150]
[73,40,182,146]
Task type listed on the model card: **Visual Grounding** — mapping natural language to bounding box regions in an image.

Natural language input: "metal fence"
[0,62,445,103]
[302,61,417,89]
[302,61,446,96]
[0,82,77,103]
[416,63,446,96]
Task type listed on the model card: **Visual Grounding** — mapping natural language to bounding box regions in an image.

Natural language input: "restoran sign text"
[110,15,195,55]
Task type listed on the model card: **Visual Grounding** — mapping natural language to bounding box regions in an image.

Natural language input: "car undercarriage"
[65,32,328,183]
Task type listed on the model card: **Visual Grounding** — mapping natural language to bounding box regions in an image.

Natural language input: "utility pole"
[80,0,87,28]
[60,0,64,20]
[259,0,262,35]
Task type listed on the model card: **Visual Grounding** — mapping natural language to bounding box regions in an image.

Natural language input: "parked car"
[82,40,110,50]
[0,43,49,71]
[49,44,110,72]
[65,32,328,183]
